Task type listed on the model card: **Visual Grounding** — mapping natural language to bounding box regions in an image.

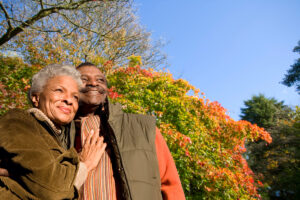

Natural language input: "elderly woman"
[0,64,106,200]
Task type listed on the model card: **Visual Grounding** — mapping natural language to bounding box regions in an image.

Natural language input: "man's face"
[77,66,108,106]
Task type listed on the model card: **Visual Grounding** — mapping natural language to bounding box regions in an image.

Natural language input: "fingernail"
[91,130,94,135]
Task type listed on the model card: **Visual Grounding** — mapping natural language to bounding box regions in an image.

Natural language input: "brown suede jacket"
[0,109,80,200]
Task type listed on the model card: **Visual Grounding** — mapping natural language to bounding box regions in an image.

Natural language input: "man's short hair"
[76,62,108,87]
[76,62,97,69]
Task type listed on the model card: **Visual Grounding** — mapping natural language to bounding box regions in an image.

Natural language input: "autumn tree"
[0,53,41,115]
[241,95,300,200]
[282,41,300,94]
[1,0,166,67]
[105,61,273,199]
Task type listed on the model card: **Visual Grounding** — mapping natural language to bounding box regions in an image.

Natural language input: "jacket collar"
[27,108,62,136]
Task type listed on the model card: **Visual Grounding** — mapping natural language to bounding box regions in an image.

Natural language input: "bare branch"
[58,12,99,34]
[0,0,105,46]
[39,0,44,10]
[0,2,12,30]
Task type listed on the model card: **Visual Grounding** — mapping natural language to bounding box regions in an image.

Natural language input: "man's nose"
[87,78,98,86]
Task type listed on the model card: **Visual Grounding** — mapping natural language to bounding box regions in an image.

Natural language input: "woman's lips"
[59,106,71,114]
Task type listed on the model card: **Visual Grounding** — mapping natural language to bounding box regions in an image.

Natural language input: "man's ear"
[31,93,40,108]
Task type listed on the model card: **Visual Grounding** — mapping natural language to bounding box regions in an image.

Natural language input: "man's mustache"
[80,85,107,94]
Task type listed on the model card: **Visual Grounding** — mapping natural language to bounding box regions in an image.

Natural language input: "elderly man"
[75,62,185,200]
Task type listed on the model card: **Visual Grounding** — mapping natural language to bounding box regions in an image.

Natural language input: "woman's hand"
[79,129,106,172]
[0,159,9,176]
[0,168,9,176]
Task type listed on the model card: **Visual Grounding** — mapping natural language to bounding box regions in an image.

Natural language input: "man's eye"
[97,78,104,82]
[81,78,88,82]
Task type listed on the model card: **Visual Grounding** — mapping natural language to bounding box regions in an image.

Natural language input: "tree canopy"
[240,94,291,129]
[0,0,166,67]
[282,41,300,94]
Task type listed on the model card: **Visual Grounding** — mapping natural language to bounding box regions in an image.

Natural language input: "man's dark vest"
[106,102,162,200]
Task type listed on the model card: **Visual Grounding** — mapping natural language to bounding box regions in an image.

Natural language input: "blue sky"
[134,0,300,120]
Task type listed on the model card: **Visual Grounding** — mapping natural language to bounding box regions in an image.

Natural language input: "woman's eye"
[73,95,79,101]
[55,88,63,92]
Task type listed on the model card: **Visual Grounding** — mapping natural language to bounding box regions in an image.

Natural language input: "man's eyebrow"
[95,75,106,79]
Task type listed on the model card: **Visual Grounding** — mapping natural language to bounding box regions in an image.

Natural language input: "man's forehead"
[78,65,104,76]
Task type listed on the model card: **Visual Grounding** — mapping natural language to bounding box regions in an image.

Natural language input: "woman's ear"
[31,93,40,108]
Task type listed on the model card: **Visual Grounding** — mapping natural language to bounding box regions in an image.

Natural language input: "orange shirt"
[155,128,186,200]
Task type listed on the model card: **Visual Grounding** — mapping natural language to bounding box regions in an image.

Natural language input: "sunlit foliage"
[0,55,272,199]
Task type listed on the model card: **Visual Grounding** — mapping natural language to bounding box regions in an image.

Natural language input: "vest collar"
[107,99,124,124]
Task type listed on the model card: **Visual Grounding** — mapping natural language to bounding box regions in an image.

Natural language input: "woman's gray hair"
[29,64,83,100]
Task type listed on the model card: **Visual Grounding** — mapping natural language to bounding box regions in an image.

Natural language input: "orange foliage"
[107,63,272,199]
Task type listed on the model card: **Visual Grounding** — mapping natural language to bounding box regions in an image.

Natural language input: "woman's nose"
[61,93,74,105]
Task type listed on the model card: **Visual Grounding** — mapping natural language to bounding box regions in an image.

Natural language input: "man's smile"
[81,86,106,94]
[85,90,101,95]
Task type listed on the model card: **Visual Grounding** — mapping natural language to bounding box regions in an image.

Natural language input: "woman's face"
[32,76,79,126]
